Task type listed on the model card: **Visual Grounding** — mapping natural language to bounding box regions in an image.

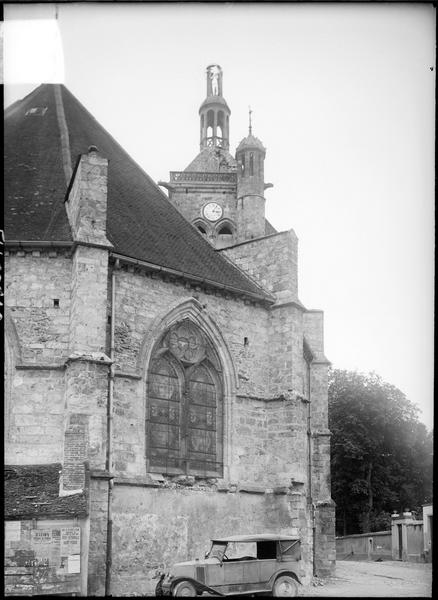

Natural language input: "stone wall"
[235,195,266,242]
[314,502,336,576]
[5,230,335,591]
[4,252,72,464]
[5,368,66,465]
[109,484,311,596]
[110,266,309,488]
[5,252,72,364]
[65,149,111,247]
[222,230,299,302]
[87,478,109,595]
[169,185,237,245]
[336,531,392,561]
[69,246,110,354]
[112,267,271,394]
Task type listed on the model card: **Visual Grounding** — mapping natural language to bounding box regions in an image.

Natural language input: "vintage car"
[155,533,303,597]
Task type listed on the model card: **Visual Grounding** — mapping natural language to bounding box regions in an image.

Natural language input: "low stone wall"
[336,531,392,561]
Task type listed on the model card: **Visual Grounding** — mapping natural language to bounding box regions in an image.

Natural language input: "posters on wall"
[5,522,81,574]
[5,521,21,542]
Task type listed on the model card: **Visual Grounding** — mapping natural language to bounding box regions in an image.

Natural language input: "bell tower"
[199,65,231,151]
[162,66,274,249]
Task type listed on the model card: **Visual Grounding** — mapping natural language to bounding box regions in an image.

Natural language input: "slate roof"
[236,133,266,153]
[4,84,272,301]
[184,146,237,172]
[4,463,88,519]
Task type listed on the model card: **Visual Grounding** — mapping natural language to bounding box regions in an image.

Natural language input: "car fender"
[268,569,302,589]
[169,576,226,597]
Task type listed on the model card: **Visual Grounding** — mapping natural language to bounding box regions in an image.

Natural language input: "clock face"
[203,202,223,222]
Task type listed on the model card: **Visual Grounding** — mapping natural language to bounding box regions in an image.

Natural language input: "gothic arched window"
[146,320,223,477]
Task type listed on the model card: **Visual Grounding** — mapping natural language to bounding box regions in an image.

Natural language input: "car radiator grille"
[196,566,205,584]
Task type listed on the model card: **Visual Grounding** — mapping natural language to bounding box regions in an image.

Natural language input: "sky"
[3,2,435,429]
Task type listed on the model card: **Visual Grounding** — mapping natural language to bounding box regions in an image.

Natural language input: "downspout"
[105,265,116,595]
[306,358,316,577]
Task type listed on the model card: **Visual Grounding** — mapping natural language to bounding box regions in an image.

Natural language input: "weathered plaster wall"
[109,485,311,596]
[87,478,109,595]
[5,368,65,465]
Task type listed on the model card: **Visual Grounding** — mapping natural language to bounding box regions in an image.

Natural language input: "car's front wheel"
[172,580,197,597]
[272,575,299,597]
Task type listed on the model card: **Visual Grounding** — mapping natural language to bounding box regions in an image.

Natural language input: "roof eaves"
[218,229,296,251]
[111,252,275,305]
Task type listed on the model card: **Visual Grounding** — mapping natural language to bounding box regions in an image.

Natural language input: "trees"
[328,369,433,536]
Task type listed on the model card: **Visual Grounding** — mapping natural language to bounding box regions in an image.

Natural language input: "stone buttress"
[64,146,113,593]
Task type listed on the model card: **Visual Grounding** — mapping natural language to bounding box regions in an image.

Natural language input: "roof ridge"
[54,84,73,184]
[59,85,173,205]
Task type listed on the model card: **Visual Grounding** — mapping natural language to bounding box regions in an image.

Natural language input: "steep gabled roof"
[4,84,272,301]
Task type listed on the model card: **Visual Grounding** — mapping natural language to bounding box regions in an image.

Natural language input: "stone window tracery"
[146,320,223,477]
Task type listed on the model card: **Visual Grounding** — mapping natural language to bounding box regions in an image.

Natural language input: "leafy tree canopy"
[328,368,433,536]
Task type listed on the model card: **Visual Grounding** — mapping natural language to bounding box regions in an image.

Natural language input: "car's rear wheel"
[272,575,298,597]
[172,580,197,597]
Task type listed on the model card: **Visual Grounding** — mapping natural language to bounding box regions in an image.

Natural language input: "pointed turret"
[235,111,268,241]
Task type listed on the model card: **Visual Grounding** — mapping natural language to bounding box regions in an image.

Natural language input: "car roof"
[211,534,300,543]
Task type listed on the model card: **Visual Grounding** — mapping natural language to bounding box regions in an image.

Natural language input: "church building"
[4,65,335,596]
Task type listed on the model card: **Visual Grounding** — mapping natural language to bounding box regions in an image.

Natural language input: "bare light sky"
[4,3,435,428]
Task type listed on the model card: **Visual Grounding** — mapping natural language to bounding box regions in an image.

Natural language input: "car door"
[204,563,225,589]
[221,559,262,594]
[257,558,278,586]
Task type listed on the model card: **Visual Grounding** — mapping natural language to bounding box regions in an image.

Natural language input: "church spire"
[248,106,252,136]
[199,65,231,151]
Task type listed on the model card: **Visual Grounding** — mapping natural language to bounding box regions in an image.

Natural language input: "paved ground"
[301,560,432,597]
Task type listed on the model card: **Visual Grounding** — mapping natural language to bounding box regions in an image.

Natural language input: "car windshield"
[208,542,227,561]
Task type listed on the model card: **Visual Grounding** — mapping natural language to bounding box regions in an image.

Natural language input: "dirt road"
[302,560,432,597]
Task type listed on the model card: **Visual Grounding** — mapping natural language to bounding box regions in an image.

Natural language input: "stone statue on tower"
[207,65,221,96]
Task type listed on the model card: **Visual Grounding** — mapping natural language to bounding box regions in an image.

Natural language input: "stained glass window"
[146,323,223,477]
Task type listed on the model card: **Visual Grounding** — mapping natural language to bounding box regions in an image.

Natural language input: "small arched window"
[193,220,208,235]
[218,225,233,236]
